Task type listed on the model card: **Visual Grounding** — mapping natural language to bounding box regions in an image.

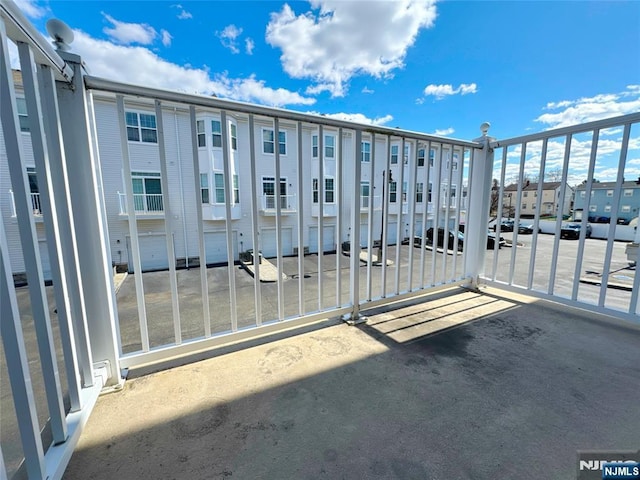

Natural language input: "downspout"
[174,107,189,268]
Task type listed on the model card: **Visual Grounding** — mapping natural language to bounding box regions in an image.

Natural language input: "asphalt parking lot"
[112,231,634,354]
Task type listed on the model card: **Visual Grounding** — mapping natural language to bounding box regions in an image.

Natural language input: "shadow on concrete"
[64,288,640,480]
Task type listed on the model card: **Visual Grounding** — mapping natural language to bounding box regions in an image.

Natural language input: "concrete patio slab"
[63,287,640,480]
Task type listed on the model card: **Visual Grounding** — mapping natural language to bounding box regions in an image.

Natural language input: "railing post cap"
[480,122,491,136]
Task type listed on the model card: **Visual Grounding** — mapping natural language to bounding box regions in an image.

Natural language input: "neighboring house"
[502,181,573,218]
[573,180,640,224]
[1,70,466,277]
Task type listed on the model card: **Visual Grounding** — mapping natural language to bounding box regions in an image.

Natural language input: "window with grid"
[16,97,29,132]
[214,173,225,203]
[417,148,425,167]
[389,181,397,202]
[197,120,206,147]
[200,173,209,203]
[126,111,157,143]
[212,120,222,147]
[391,145,399,164]
[325,178,334,203]
[361,141,371,162]
[263,129,286,155]
[624,189,633,197]
[416,182,424,203]
[231,123,237,150]
[361,182,370,208]
[233,175,239,204]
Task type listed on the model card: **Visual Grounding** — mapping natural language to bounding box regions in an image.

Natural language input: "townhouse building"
[573,180,640,224]
[502,181,573,218]
[1,71,467,278]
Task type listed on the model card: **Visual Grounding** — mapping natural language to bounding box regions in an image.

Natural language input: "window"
[17,97,29,132]
[534,191,538,197]
[233,175,239,204]
[263,129,286,155]
[312,136,319,158]
[263,177,287,209]
[26,167,41,213]
[230,123,237,151]
[416,182,424,203]
[404,145,409,164]
[621,205,631,213]
[417,148,425,167]
[450,185,457,198]
[325,178,334,203]
[212,120,222,147]
[589,205,597,212]
[325,136,335,158]
[429,149,435,167]
[607,190,614,197]
[361,182,370,208]
[402,182,408,202]
[131,172,163,211]
[312,178,334,203]
[200,173,209,203]
[391,145,399,164]
[604,205,612,212]
[361,141,371,162]
[523,192,528,198]
[580,191,586,198]
[532,204,537,210]
[522,203,527,210]
[126,112,157,143]
[624,189,633,197]
[428,183,433,202]
[214,173,225,203]
[197,120,206,147]
[389,181,397,202]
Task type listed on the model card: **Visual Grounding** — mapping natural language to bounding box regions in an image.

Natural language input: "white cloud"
[536,86,640,129]
[161,29,172,47]
[14,0,47,18]
[245,38,255,55]
[434,127,455,136]
[217,24,243,54]
[71,30,315,107]
[172,4,193,20]
[305,111,393,126]
[362,87,374,94]
[422,83,478,100]
[102,13,157,45]
[266,1,437,97]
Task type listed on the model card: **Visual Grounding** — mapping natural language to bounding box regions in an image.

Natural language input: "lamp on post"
[378,169,393,262]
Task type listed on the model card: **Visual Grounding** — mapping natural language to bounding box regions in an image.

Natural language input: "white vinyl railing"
[1,2,122,479]
[261,193,296,212]
[117,192,164,215]
[483,112,640,323]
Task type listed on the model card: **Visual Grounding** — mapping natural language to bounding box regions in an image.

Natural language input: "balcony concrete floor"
[63,287,640,480]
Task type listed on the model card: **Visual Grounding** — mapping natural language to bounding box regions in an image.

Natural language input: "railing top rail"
[0,0,73,82]
[84,75,482,148]
[491,112,640,148]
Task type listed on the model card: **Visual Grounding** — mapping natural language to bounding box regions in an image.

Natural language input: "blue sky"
[10,0,640,182]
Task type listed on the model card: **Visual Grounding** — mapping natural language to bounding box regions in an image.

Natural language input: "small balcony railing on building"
[360,195,382,211]
[118,192,164,215]
[260,194,296,214]
[9,190,43,217]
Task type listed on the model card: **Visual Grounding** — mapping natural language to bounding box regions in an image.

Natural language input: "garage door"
[204,231,238,265]
[309,225,335,253]
[261,227,293,258]
[127,234,169,273]
[360,223,377,247]
[385,222,398,245]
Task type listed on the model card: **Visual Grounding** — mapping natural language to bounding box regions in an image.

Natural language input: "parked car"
[420,228,505,251]
[517,222,541,234]
[493,219,515,232]
[425,228,464,251]
[560,222,592,239]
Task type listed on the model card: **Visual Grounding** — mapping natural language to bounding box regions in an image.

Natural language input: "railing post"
[464,123,495,288]
[55,50,123,389]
